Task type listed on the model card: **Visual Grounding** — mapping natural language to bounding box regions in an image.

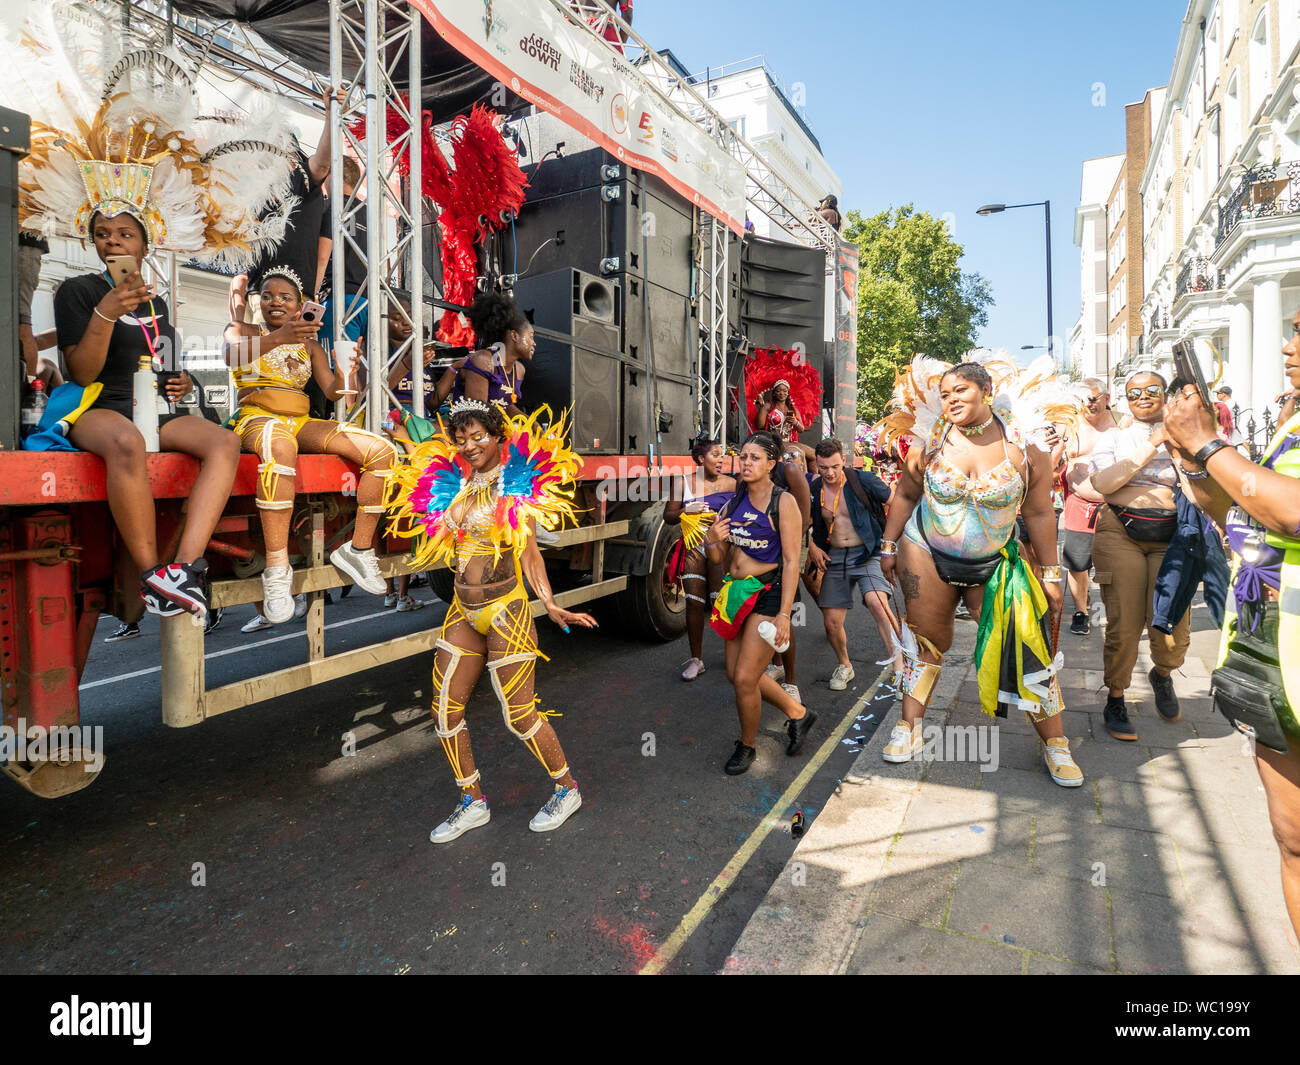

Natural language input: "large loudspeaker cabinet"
[736,235,831,440]
[511,268,622,454]
[510,111,696,381]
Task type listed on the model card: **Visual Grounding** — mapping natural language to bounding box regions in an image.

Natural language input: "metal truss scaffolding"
[695,211,729,448]
[329,0,425,429]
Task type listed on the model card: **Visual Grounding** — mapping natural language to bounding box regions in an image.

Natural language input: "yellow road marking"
[639,666,890,975]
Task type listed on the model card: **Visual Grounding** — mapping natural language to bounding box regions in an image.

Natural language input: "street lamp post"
[977,201,1054,366]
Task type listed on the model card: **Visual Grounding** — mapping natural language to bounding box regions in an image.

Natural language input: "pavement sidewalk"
[723,597,1300,974]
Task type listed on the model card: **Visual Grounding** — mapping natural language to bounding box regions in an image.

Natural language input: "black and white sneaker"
[141,585,184,617]
[142,560,210,621]
[203,607,225,635]
[105,621,141,642]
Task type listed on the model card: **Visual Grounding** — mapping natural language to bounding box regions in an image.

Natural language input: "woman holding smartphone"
[55,212,240,621]
[223,267,398,624]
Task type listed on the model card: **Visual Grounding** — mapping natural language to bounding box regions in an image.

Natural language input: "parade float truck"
[0,0,854,797]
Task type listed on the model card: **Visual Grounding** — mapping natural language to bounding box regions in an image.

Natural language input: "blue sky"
[635,0,1186,359]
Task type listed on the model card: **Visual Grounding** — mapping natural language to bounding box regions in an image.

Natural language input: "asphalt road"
[0,582,892,974]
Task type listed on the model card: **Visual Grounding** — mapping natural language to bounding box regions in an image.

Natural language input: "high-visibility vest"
[1216,412,1300,712]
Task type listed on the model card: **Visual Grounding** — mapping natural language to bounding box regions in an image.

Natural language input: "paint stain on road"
[591,914,657,968]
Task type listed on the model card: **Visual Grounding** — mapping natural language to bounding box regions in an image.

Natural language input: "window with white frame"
[1249,10,1270,119]
[1225,70,1240,154]
[1283,0,1300,62]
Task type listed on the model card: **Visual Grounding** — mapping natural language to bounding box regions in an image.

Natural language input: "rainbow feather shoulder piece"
[495,406,583,556]
[383,432,464,569]
[383,406,583,569]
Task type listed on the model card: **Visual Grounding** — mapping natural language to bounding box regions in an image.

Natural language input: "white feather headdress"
[875,350,1084,454]
[11,0,299,272]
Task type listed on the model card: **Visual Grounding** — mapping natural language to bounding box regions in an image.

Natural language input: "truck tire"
[426,567,456,605]
[614,517,686,641]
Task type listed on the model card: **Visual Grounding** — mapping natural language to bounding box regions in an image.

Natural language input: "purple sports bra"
[450,342,522,407]
[727,486,784,565]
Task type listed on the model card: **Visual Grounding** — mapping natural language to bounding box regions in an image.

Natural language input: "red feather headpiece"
[743,347,823,432]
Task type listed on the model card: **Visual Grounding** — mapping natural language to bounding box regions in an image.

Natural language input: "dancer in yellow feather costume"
[386,399,594,842]
[874,354,1087,789]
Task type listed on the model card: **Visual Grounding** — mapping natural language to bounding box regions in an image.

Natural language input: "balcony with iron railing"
[1216,161,1300,243]
[1175,256,1220,302]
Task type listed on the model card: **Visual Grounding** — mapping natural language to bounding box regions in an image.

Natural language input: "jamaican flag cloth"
[710,574,769,640]
[973,540,1064,718]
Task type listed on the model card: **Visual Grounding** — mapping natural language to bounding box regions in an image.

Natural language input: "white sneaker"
[241,613,274,633]
[396,595,424,612]
[765,663,786,684]
[882,720,925,763]
[681,657,706,681]
[781,682,801,703]
[528,783,582,833]
[330,542,386,595]
[293,593,308,619]
[430,794,491,844]
[829,664,855,691]
[383,593,398,608]
[261,565,295,624]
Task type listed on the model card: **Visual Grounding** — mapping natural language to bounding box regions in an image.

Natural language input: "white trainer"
[765,663,786,684]
[430,794,491,844]
[781,682,801,703]
[829,664,855,691]
[881,720,925,763]
[261,565,295,624]
[330,541,386,595]
[241,613,274,633]
[293,593,308,619]
[528,783,582,833]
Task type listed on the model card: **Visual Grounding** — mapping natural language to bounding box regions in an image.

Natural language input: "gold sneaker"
[882,720,925,763]
[1042,737,1084,788]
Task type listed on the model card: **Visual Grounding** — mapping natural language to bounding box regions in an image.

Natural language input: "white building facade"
[1073,154,1125,380]
[683,55,844,240]
[1140,0,1300,431]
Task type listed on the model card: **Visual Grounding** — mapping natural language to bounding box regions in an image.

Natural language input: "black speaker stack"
[735,235,830,442]
[507,111,708,455]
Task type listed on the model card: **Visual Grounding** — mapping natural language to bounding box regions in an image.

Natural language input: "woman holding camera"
[1163,312,1300,937]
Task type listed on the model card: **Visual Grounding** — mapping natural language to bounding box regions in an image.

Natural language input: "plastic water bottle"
[132,354,160,451]
[20,379,46,440]
[758,619,790,653]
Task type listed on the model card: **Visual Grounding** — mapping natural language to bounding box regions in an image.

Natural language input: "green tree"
[845,205,994,421]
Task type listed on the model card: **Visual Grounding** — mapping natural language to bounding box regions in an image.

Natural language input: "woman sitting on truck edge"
[434,291,534,418]
[385,398,595,842]
[703,431,817,776]
[55,211,240,622]
[223,266,398,624]
[663,434,737,681]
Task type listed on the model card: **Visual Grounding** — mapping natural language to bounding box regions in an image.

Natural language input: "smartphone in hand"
[299,301,327,325]
[104,255,140,286]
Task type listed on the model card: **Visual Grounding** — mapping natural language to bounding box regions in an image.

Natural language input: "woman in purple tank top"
[435,291,533,416]
[703,432,817,775]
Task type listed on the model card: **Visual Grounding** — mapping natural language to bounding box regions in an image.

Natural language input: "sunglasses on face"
[1126,384,1166,401]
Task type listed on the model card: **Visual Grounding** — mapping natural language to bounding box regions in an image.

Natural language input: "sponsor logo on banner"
[635,110,655,145]
[659,125,679,163]
[519,32,562,71]
[610,93,628,134]
[568,60,605,102]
